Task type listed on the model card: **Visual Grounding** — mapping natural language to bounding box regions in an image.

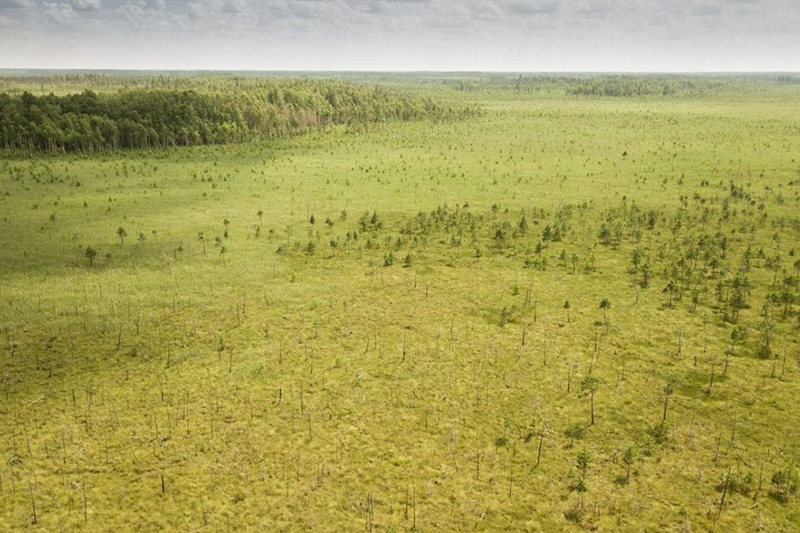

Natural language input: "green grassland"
[1,75,800,531]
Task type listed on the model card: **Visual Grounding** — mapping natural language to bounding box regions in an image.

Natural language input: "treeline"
[566,75,727,97]
[0,81,475,152]
[445,74,797,97]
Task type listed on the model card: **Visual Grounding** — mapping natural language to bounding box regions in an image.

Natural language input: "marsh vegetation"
[0,72,799,530]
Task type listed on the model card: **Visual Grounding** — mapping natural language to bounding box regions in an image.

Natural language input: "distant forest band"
[0,80,475,153]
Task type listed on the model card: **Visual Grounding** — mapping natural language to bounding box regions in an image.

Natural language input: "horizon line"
[1,68,799,76]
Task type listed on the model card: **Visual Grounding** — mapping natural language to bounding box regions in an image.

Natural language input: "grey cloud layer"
[1,0,798,69]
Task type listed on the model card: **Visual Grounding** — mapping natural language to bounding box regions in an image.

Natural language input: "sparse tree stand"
[28,482,37,524]
[85,246,97,267]
[662,382,674,422]
[706,361,717,397]
[662,280,677,307]
[571,449,591,512]
[599,298,611,327]
[537,424,546,468]
[581,375,601,425]
[621,446,637,483]
[714,467,732,529]
[726,326,746,375]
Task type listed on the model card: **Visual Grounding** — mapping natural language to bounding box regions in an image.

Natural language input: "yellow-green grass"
[1,82,799,531]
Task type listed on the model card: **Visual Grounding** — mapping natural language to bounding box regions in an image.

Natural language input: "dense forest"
[565,75,727,97]
[0,80,474,152]
[445,73,800,96]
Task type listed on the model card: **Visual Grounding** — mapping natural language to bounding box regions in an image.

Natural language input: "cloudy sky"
[1,0,798,71]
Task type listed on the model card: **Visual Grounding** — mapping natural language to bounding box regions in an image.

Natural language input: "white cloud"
[71,0,102,11]
[1,0,799,70]
[222,0,245,14]
[42,2,78,23]
[115,0,170,27]
[0,0,34,8]
[188,0,250,25]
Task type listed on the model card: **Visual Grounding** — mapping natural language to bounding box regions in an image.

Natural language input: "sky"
[1,0,798,71]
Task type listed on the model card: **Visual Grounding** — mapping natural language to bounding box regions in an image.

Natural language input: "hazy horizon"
[1,68,799,75]
[2,1,799,72]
